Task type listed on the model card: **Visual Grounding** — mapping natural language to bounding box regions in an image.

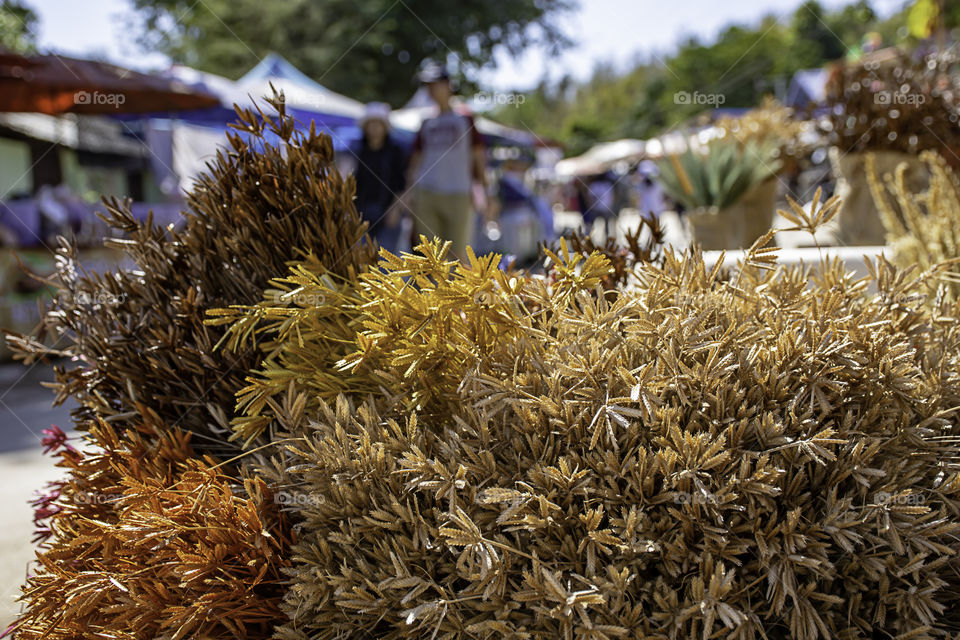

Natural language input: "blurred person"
[583,171,619,240]
[634,160,665,219]
[403,63,487,261]
[486,156,554,263]
[345,102,407,254]
[572,176,589,215]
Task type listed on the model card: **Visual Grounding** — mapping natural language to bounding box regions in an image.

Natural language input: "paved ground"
[0,361,77,629]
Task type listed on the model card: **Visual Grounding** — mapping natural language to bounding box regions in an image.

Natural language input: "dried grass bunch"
[233,219,960,639]
[5,95,367,639]
[7,95,374,455]
[825,50,960,158]
[715,97,812,162]
[10,95,960,640]
[868,150,960,303]
[8,418,292,640]
[545,218,665,291]
[210,222,669,447]
[209,236,618,446]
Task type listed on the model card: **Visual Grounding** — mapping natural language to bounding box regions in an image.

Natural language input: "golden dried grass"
[10,93,960,640]
[868,150,960,303]
[229,226,960,639]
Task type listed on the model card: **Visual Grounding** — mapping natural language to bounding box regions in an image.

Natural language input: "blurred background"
[1,0,958,627]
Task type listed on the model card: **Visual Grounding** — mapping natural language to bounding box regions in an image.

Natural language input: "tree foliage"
[493,0,943,150]
[0,1,37,53]
[127,0,575,105]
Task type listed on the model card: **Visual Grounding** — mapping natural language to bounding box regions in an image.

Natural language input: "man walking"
[405,63,486,261]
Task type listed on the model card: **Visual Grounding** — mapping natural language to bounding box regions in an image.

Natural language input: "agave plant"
[657,138,781,210]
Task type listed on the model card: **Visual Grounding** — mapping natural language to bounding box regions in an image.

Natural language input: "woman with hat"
[347,102,408,253]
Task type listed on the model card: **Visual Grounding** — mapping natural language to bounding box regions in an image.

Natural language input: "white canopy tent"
[162,54,367,192]
[554,138,644,178]
[392,86,539,147]
[168,54,364,123]
[556,127,729,177]
[235,54,364,121]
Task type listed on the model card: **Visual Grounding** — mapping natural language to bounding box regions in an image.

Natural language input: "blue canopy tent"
[121,55,541,196]
[161,53,364,146]
[786,68,830,108]
[117,54,368,195]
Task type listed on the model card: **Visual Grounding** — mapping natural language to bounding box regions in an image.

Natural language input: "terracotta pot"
[737,178,779,247]
[830,148,928,246]
[687,205,734,251]
[687,178,779,250]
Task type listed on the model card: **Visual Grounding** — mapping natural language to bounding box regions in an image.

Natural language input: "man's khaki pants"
[413,189,474,261]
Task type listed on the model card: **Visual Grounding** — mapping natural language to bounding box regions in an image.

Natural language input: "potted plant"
[824,49,960,245]
[657,138,781,250]
[714,99,817,245]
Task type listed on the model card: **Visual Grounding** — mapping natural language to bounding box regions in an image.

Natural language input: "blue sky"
[31,0,906,89]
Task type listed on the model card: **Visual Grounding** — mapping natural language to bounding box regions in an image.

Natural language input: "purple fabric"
[64,200,90,233]
[1,199,184,248]
[0,200,41,247]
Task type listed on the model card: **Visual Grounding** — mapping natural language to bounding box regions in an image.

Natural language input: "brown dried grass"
[868,150,960,304]
[9,93,960,640]
[6,95,374,456]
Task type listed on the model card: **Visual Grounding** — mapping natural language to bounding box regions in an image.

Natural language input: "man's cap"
[418,62,451,84]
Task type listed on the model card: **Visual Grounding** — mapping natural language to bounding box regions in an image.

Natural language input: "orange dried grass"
[9,416,292,640]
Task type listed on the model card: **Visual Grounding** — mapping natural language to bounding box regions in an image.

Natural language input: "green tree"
[496,0,908,153]
[129,0,575,106]
[659,18,794,123]
[492,61,671,152]
[0,1,37,53]
[791,1,848,64]
[826,0,878,44]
